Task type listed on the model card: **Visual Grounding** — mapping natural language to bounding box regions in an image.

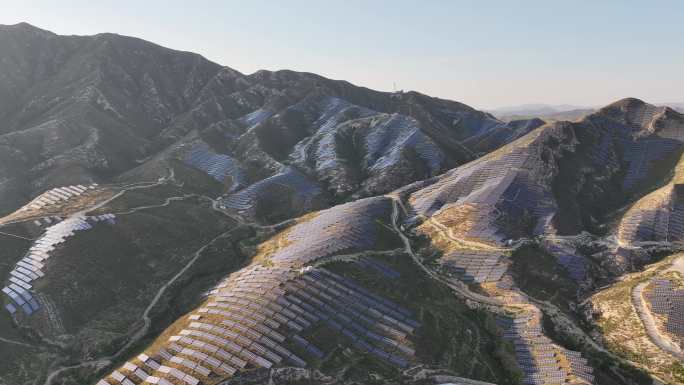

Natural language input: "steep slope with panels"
[497,308,594,385]
[618,153,684,247]
[219,166,326,223]
[407,122,571,246]
[285,95,446,197]
[0,178,244,385]
[407,99,684,256]
[391,99,684,385]
[234,91,543,204]
[2,213,116,317]
[98,197,425,385]
[396,100,684,304]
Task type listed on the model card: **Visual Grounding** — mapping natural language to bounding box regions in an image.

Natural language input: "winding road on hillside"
[387,195,505,308]
[387,194,618,359]
[423,215,509,252]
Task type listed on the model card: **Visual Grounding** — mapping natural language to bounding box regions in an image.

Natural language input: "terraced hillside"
[3,22,684,385]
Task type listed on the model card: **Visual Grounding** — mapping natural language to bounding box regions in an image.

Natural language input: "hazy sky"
[1,0,682,109]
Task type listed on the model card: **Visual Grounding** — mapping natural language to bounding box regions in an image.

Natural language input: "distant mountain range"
[1,22,684,385]
[489,103,684,122]
[665,102,684,112]
[488,104,592,114]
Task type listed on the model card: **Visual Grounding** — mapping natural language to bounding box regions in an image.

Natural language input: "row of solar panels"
[270,198,389,265]
[356,257,401,279]
[645,278,684,338]
[497,313,594,385]
[219,167,323,214]
[183,144,246,189]
[101,261,419,384]
[20,184,98,211]
[2,214,116,316]
[622,138,681,190]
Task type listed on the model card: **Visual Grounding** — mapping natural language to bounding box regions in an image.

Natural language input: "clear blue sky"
[2,0,682,109]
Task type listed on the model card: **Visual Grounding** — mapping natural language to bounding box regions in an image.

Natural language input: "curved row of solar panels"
[19,184,98,211]
[3,214,115,316]
[182,143,246,191]
[219,166,322,215]
[99,197,418,384]
[497,310,594,385]
[645,279,684,339]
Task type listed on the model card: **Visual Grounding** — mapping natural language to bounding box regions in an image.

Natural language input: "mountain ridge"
[0,23,544,217]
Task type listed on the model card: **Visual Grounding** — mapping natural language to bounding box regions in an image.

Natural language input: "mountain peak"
[605,97,649,109]
[0,22,55,37]
[589,97,670,133]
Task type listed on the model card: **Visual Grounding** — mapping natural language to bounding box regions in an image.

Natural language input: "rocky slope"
[0,22,542,220]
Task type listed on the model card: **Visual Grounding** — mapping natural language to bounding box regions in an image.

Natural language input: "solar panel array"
[32,216,63,228]
[404,125,596,383]
[238,108,274,128]
[100,197,418,385]
[441,250,508,283]
[461,118,542,155]
[219,166,322,216]
[585,103,684,191]
[543,242,587,281]
[620,137,682,191]
[287,96,445,195]
[669,203,684,242]
[619,206,669,243]
[2,214,116,316]
[410,146,557,246]
[356,257,401,279]
[644,279,684,340]
[363,114,444,176]
[268,197,390,265]
[408,134,543,219]
[587,134,619,170]
[18,184,98,212]
[618,184,684,245]
[498,311,594,385]
[183,143,246,190]
[290,96,376,173]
